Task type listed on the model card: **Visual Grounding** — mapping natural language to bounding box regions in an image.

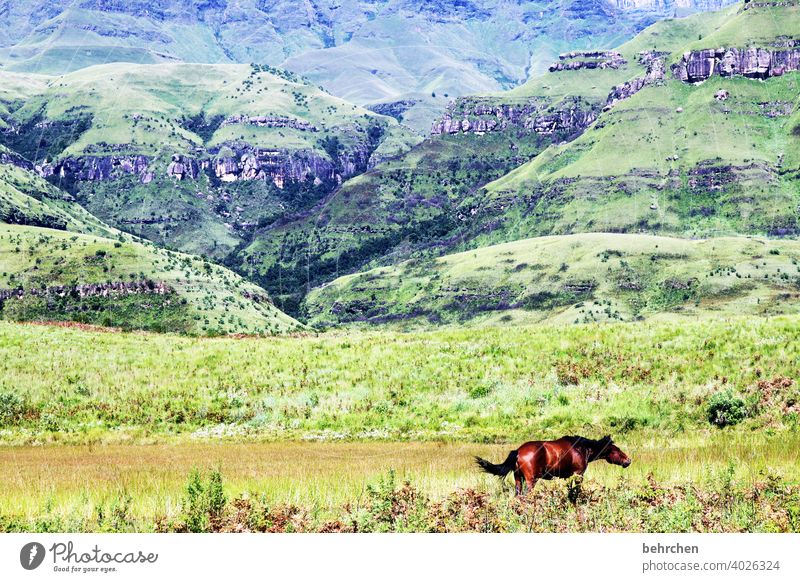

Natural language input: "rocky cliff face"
[33,140,380,190]
[431,97,597,138]
[549,50,626,72]
[0,280,171,302]
[672,46,800,82]
[37,154,154,183]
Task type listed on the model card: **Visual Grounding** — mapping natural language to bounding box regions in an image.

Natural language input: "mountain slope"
[462,1,800,244]
[229,3,742,313]
[1,144,116,234]
[0,0,736,129]
[236,1,800,317]
[304,232,800,327]
[0,62,417,259]
[0,151,301,334]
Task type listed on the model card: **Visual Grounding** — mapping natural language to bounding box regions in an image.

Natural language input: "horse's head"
[599,435,631,468]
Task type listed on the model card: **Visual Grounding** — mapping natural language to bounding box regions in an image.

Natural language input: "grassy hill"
[303,233,800,327]
[1,62,413,159]
[0,223,300,335]
[230,5,737,312]
[240,2,800,317]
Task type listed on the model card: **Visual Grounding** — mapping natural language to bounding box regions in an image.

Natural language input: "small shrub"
[0,392,25,426]
[468,382,493,399]
[707,390,747,428]
[182,467,227,532]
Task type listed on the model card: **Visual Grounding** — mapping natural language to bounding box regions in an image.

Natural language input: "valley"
[0,1,798,535]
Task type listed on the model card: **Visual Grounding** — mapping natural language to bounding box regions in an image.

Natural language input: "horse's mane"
[561,435,613,456]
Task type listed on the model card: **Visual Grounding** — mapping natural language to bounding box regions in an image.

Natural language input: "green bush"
[468,382,493,399]
[182,468,227,532]
[707,390,747,428]
[0,392,25,426]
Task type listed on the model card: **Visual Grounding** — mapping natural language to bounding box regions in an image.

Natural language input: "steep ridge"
[457,1,800,247]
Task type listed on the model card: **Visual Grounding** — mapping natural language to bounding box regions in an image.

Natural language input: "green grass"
[0,223,300,335]
[0,314,798,443]
[303,233,800,327]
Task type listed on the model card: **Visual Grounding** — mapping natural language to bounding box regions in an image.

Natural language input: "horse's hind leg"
[518,460,537,497]
[514,470,522,496]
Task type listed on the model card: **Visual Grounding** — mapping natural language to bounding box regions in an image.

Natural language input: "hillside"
[1,144,119,235]
[239,1,800,316]
[0,0,736,129]
[0,62,417,259]
[1,129,301,335]
[304,233,800,327]
[0,222,300,334]
[462,1,800,245]
[230,4,734,311]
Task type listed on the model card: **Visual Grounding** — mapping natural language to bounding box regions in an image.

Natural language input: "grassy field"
[0,436,798,532]
[1,315,798,443]
[0,314,798,531]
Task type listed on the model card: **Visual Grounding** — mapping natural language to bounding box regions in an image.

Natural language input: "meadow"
[0,315,798,531]
[0,437,798,532]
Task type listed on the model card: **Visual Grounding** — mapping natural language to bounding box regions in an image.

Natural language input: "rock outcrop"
[166,154,200,180]
[549,50,626,72]
[36,154,152,183]
[672,46,800,82]
[0,149,33,171]
[211,144,374,187]
[431,97,597,137]
[0,280,171,302]
[30,139,379,189]
[220,115,317,131]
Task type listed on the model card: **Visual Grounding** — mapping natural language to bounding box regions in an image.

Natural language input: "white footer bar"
[1,533,797,581]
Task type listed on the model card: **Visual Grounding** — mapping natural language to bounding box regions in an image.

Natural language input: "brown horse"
[475,435,631,495]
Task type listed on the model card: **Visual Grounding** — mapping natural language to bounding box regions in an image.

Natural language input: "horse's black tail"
[475,450,518,478]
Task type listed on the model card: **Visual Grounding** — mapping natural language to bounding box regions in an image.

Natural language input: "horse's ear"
[603,435,613,444]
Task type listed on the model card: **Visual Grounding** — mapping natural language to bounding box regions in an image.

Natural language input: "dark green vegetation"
[0,0,734,130]
[1,316,797,442]
[241,131,570,313]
